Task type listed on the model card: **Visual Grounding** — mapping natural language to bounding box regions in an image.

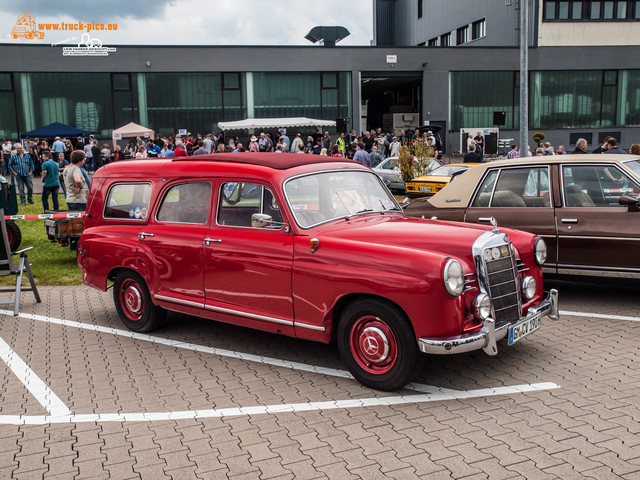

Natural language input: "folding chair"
[0,209,41,315]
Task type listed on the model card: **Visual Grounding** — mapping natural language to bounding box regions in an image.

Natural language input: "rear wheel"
[113,270,166,332]
[6,220,21,252]
[337,298,418,391]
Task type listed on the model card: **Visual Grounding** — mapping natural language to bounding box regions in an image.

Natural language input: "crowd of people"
[504,137,640,159]
[3,126,638,213]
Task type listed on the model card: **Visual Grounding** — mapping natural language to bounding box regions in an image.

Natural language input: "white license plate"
[508,313,543,345]
[47,226,56,235]
[418,186,432,192]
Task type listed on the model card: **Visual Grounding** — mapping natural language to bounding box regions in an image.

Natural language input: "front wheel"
[337,298,419,391]
[113,270,166,332]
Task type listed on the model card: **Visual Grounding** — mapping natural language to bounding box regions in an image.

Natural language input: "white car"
[372,157,404,193]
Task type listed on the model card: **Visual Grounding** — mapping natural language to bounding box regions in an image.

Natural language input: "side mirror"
[618,195,640,212]
[251,213,290,231]
[399,197,410,208]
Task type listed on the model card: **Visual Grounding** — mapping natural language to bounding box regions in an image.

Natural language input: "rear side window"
[471,167,550,208]
[157,182,212,224]
[104,183,152,220]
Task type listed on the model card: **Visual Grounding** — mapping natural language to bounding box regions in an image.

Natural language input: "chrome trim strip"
[556,267,640,279]
[156,294,325,331]
[558,235,640,241]
[204,303,294,326]
[154,294,204,309]
[294,322,326,332]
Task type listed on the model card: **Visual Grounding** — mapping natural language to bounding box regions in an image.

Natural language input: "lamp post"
[519,0,528,157]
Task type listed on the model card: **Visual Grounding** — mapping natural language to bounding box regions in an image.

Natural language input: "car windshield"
[428,165,468,177]
[284,170,401,228]
[624,159,640,178]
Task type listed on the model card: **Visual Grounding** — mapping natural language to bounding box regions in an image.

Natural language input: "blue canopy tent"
[20,122,91,139]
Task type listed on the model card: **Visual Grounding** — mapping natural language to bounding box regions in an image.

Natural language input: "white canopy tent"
[217,117,336,131]
[112,122,155,148]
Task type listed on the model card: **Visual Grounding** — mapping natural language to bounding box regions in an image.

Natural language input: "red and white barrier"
[4,213,85,220]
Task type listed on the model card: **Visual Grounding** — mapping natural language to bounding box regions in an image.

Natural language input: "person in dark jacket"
[572,138,588,154]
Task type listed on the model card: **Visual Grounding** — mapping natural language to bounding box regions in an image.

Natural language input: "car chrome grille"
[472,230,522,327]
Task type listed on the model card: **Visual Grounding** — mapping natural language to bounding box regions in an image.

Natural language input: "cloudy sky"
[1,1,374,46]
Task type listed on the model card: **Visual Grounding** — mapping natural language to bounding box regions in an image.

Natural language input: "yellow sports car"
[405,163,479,197]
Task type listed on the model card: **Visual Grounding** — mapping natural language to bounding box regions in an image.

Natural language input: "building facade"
[1,0,639,155]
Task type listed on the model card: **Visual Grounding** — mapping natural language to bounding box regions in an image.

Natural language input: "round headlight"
[443,259,464,297]
[522,276,537,300]
[534,238,547,266]
[472,293,492,320]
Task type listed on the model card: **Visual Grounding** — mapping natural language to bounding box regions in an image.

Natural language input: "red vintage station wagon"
[78,153,558,391]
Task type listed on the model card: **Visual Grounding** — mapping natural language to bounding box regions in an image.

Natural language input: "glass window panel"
[591,1,601,17]
[530,70,604,129]
[440,33,450,46]
[322,73,337,89]
[617,1,628,17]
[113,73,130,91]
[157,182,211,224]
[104,183,152,220]
[488,168,549,208]
[223,90,243,121]
[562,165,640,206]
[338,72,352,119]
[0,74,12,91]
[572,1,583,18]
[252,72,322,119]
[471,170,499,207]
[218,183,282,228]
[223,73,239,89]
[604,70,617,85]
[603,1,614,17]
[0,91,18,140]
[322,89,338,121]
[145,73,224,137]
[546,1,557,19]
[558,1,570,18]
[451,71,517,130]
[16,72,113,135]
[636,1,640,18]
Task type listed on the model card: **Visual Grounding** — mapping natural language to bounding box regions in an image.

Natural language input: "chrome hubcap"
[358,326,390,364]
[124,285,143,313]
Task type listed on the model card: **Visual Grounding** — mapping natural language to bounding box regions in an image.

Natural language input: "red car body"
[78,153,558,390]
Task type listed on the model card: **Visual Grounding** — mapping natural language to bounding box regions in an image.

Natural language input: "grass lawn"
[1,194,83,286]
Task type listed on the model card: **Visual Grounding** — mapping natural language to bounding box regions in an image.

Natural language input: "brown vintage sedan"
[404,155,640,278]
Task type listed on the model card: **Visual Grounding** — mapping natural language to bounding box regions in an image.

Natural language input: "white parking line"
[0,382,559,425]
[559,310,640,323]
[0,310,560,425]
[0,336,71,416]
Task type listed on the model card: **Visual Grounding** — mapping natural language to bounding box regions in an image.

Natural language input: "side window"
[217,182,283,228]
[157,182,212,223]
[382,159,397,170]
[473,167,549,208]
[104,183,152,220]
[471,170,498,207]
[562,165,640,207]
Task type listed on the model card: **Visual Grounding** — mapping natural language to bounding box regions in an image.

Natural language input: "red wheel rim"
[349,315,398,375]
[119,279,144,322]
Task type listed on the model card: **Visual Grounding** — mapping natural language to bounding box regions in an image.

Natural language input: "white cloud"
[1,0,373,46]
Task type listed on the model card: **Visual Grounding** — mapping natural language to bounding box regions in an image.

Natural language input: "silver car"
[372,157,405,193]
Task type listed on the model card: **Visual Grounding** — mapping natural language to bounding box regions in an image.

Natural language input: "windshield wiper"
[345,208,375,220]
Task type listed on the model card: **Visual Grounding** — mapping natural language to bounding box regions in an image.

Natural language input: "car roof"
[94,153,368,183]
[428,154,640,208]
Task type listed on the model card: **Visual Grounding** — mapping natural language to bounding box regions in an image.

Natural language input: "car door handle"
[138,232,154,240]
[203,238,222,246]
[561,218,578,224]
[478,217,492,222]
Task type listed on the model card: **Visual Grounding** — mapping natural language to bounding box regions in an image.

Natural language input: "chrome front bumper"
[418,289,559,356]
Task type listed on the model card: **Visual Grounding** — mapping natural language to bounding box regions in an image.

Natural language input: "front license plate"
[418,186,432,192]
[508,313,543,345]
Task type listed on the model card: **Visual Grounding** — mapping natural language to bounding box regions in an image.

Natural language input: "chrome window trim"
[215,181,284,231]
[102,181,153,221]
[558,235,640,241]
[559,162,640,208]
[469,165,553,209]
[282,169,401,230]
[154,180,212,225]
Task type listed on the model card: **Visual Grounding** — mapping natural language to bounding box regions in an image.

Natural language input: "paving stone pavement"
[0,279,637,479]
